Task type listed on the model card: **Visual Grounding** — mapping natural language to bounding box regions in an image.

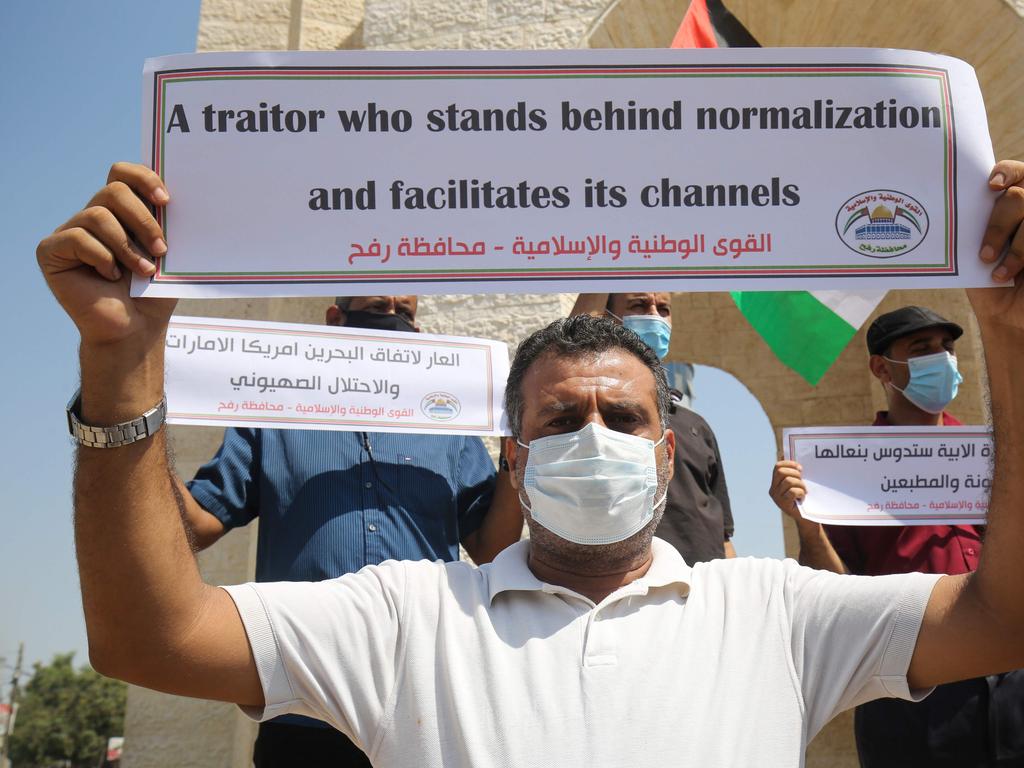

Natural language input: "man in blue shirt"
[176,294,522,767]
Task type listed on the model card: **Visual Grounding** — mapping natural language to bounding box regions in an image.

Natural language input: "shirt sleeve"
[455,437,497,542]
[186,428,261,529]
[703,422,734,539]
[783,561,941,740]
[221,561,418,751]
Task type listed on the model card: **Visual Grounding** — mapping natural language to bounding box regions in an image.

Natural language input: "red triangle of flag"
[671,0,718,49]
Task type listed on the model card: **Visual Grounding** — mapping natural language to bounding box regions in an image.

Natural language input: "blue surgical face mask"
[516,422,667,546]
[607,310,672,359]
[884,350,962,414]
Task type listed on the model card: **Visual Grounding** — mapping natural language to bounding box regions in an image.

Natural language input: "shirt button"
[364,482,372,489]
[368,524,377,532]
[965,547,976,556]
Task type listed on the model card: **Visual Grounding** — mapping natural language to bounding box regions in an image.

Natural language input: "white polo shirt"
[224,538,939,767]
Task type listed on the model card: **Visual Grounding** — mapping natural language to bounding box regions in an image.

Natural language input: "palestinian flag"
[728,290,885,385]
[673,0,887,386]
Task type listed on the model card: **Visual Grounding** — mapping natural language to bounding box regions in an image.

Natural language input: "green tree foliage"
[7,653,125,768]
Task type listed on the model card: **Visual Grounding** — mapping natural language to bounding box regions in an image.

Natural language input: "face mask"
[517,422,667,546]
[607,310,672,359]
[344,310,416,334]
[623,314,672,359]
[884,351,962,414]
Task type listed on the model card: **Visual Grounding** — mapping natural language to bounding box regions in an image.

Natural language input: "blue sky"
[0,0,203,672]
[0,0,781,675]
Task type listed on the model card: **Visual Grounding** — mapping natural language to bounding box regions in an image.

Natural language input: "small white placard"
[783,426,992,526]
[165,316,510,436]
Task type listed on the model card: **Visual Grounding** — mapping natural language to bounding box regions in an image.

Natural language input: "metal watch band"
[66,390,167,448]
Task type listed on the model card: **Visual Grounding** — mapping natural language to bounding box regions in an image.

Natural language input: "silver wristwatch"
[66,389,167,448]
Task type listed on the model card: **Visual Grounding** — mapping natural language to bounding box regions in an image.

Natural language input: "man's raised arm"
[908,160,1024,689]
[38,162,263,706]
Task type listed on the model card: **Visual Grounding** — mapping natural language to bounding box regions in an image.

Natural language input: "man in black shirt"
[571,293,735,563]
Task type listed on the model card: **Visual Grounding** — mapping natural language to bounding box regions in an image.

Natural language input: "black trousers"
[253,721,372,768]
[855,672,1024,767]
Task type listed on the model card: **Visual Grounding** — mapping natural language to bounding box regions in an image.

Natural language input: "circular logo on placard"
[421,392,461,421]
[835,190,929,258]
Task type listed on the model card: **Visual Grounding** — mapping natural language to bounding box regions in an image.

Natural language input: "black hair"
[504,315,671,439]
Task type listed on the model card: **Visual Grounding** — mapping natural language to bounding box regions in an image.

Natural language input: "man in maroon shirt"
[770,306,1023,767]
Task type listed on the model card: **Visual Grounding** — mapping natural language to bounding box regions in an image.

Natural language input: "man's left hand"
[969,160,1024,324]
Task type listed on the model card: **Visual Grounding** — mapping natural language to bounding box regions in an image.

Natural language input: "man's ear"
[325,305,346,327]
[505,436,520,489]
[663,428,676,482]
[868,354,890,383]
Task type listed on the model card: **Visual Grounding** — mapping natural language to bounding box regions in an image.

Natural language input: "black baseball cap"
[866,306,963,355]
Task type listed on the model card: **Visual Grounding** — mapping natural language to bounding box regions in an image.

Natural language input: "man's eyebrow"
[604,399,649,413]
[536,401,579,417]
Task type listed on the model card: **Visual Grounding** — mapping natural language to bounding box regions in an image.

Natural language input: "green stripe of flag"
[730,291,859,386]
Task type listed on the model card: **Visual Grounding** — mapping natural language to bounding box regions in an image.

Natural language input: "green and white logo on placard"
[421,392,461,421]
[836,190,929,259]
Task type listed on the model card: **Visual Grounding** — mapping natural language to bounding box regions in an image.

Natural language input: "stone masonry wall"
[364,0,610,50]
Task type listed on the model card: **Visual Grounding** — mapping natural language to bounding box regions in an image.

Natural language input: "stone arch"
[687,363,784,558]
[581,4,1016,764]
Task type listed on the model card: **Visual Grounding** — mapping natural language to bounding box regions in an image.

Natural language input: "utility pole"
[0,643,24,768]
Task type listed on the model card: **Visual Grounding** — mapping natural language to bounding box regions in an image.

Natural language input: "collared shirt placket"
[359,433,383,564]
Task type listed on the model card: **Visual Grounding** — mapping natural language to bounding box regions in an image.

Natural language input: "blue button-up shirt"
[187,427,496,583]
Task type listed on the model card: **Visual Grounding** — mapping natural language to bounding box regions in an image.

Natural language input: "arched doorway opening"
[689,364,783,559]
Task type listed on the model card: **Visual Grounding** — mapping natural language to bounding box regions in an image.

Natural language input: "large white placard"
[783,426,992,526]
[165,316,510,436]
[133,48,998,298]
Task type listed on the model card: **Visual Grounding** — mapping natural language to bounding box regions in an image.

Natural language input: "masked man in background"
[771,305,1024,767]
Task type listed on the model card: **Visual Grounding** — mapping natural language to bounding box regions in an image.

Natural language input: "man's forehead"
[523,349,658,401]
[617,292,670,303]
[351,294,418,306]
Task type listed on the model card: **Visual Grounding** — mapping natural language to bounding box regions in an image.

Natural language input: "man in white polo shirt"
[224,316,938,766]
[36,159,1024,767]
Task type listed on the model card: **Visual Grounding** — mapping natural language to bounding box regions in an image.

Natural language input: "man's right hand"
[36,162,176,346]
[770,460,848,573]
[769,459,808,520]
